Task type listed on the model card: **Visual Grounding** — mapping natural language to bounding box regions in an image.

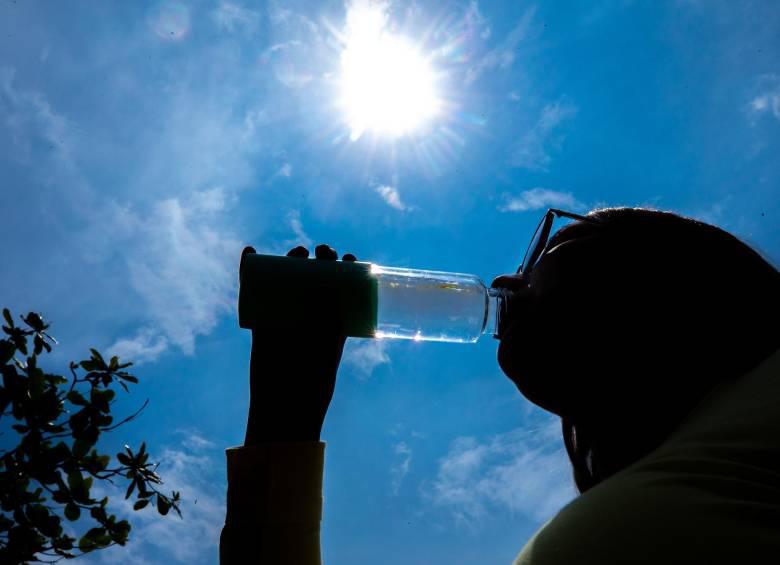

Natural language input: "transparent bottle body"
[371,264,505,343]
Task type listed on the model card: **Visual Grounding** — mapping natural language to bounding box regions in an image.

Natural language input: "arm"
[220,244,354,565]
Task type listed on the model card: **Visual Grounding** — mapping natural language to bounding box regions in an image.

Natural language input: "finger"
[315,244,338,260]
[491,273,528,291]
[342,253,357,262]
[240,246,256,275]
[287,246,310,258]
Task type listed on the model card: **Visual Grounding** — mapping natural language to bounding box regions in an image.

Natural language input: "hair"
[542,207,780,494]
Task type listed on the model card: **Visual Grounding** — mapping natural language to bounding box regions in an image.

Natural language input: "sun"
[338,4,441,141]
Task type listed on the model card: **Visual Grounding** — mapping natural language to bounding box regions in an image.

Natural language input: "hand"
[241,244,358,445]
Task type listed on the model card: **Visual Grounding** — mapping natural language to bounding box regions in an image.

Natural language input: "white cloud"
[343,338,390,379]
[748,75,780,121]
[108,328,169,364]
[212,2,260,34]
[464,1,492,40]
[274,67,314,89]
[375,184,410,211]
[465,7,536,85]
[277,162,292,178]
[98,187,240,357]
[177,430,218,451]
[1,66,78,174]
[390,441,413,495]
[425,417,576,526]
[499,188,585,213]
[268,1,320,34]
[280,209,313,251]
[511,101,578,170]
[262,6,324,89]
[262,40,303,59]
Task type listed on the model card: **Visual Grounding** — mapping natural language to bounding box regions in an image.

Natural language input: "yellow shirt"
[220,349,780,564]
[514,348,780,565]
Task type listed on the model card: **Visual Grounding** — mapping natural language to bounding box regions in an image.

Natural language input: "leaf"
[67,471,83,492]
[117,373,139,383]
[34,334,45,356]
[125,478,136,500]
[116,453,131,466]
[89,349,106,368]
[79,359,99,371]
[46,373,67,385]
[156,495,171,516]
[111,519,131,545]
[0,339,14,365]
[78,527,110,552]
[2,308,13,327]
[89,506,107,521]
[95,455,110,471]
[64,502,80,521]
[133,499,149,511]
[24,312,45,332]
[66,390,87,406]
[72,437,94,459]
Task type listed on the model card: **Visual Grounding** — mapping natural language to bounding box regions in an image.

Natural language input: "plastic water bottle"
[239,253,507,343]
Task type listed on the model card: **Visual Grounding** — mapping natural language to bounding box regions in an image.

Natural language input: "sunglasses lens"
[520,216,548,274]
[520,212,589,275]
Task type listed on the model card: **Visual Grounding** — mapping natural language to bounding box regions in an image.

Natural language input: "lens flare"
[148,2,191,42]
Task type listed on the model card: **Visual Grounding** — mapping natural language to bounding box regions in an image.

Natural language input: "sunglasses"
[518,208,601,277]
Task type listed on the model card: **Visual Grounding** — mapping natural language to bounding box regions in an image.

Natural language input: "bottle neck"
[484,287,508,339]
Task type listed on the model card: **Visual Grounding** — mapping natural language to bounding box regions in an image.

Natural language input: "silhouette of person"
[220,207,780,564]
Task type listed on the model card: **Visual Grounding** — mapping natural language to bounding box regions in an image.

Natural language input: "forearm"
[219,442,325,565]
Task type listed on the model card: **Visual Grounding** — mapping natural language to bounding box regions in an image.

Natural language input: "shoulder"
[514,455,779,565]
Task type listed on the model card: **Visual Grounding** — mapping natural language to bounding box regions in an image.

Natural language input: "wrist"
[243,409,322,445]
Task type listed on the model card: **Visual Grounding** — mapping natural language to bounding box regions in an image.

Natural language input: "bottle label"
[238,253,378,338]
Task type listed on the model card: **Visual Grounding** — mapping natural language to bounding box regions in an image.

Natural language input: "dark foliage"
[0,309,181,563]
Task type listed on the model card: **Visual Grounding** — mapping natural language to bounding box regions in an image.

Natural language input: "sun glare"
[339,4,441,140]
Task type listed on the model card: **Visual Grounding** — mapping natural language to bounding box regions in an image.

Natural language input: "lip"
[494,284,533,339]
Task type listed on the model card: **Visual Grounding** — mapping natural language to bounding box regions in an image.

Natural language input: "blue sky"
[1,1,779,563]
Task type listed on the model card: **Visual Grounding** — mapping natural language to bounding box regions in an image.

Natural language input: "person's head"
[493,207,780,493]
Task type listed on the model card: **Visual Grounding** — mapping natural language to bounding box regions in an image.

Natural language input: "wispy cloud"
[499,188,585,213]
[464,1,492,40]
[511,101,578,170]
[277,162,292,178]
[343,339,390,379]
[465,7,536,85]
[95,187,240,357]
[748,75,780,122]
[281,209,313,251]
[177,429,218,451]
[108,328,169,365]
[424,418,576,527]
[0,66,81,182]
[375,184,411,211]
[390,441,413,495]
[212,2,260,34]
[264,3,325,89]
[2,46,269,363]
